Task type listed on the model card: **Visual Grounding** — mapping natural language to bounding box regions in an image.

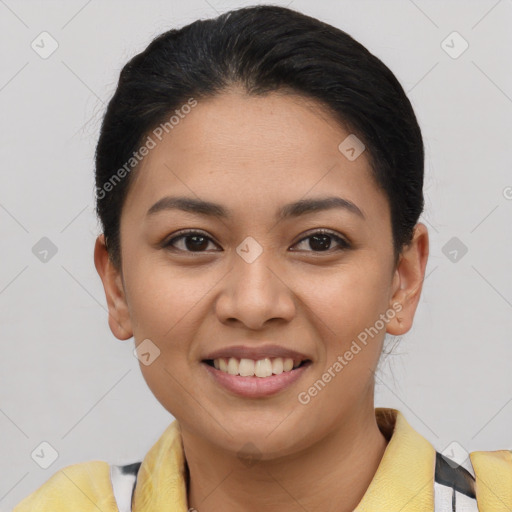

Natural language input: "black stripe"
[435,452,476,499]
[120,461,142,476]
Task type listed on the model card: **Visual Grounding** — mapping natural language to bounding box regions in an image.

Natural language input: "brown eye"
[163,230,220,253]
[291,230,350,252]
[162,229,350,254]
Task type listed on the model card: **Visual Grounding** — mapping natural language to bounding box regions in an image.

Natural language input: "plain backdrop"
[1,0,511,509]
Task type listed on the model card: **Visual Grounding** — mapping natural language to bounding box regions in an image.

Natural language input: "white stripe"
[434,482,479,512]
[110,464,137,512]
[454,490,479,512]
[434,482,455,512]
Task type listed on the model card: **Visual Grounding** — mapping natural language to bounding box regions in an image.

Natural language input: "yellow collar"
[133,407,436,511]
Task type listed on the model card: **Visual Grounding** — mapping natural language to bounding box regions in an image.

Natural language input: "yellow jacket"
[13,407,512,511]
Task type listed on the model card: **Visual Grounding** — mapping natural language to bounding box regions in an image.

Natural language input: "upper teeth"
[212,357,302,377]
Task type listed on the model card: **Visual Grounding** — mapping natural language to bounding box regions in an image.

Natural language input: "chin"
[213,415,311,460]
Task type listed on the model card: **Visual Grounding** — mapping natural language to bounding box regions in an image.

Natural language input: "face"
[95,87,428,460]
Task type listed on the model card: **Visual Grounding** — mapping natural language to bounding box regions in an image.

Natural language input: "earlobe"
[386,223,429,336]
[93,234,133,340]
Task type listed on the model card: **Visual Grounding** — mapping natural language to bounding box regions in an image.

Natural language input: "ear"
[386,222,429,335]
[94,234,133,340]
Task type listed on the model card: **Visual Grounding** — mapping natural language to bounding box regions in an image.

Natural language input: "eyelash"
[162,229,351,254]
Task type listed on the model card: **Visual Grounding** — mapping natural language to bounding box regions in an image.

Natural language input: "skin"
[94,86,429,512]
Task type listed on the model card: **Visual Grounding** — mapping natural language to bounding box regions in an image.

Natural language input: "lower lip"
[202,361,312,398]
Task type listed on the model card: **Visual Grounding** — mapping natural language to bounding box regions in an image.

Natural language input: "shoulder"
[13,460,118,512]
[470,449,512,510]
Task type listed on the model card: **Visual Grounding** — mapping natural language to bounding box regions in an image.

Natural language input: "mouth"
[201,356,312,398]
[202,357,312,378]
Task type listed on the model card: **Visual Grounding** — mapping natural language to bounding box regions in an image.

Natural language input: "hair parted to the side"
[95,4,424,270]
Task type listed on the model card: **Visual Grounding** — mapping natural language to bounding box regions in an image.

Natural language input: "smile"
[202,357,312,398]
[204,357,310,378]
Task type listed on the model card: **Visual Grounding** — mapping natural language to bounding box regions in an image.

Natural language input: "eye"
[162,230,220,253]
[291,229,351,253]
[162,228,350,254]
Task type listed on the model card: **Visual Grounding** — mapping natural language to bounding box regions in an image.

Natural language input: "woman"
[14,4,512,512]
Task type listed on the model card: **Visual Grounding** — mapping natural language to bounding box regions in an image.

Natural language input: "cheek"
[123,256,212,339]
[123,258,209,417]
[293,261,392,397]
[298,260,392,340]
[292,263,390,425]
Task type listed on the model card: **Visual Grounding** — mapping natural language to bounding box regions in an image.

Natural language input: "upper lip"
[202,344,311,362]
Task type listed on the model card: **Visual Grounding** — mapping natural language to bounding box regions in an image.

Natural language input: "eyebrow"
[146,195,365,221]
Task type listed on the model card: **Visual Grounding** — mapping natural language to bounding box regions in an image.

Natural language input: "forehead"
[122,89,389,226]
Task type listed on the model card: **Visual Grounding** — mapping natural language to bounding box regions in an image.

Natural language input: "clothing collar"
[132,407,436,511]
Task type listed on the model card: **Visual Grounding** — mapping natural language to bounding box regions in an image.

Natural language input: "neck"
[182,404,390,512]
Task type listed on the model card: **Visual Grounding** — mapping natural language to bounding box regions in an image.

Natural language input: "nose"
[215,247,296,330]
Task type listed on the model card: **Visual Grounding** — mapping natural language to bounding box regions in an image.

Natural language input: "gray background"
[1,0,511,509]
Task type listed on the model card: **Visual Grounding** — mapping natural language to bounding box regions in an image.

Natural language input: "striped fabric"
[20,408,510,511]
[110,462,141,512]
[110,451,479,512]
[434,451,478,512]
